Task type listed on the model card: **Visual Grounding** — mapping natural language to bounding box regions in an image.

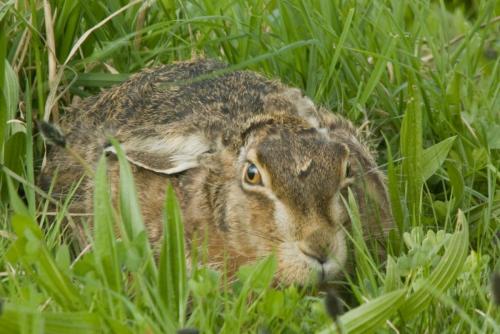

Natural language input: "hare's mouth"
[302,249,345,284]
[276,238,347,286]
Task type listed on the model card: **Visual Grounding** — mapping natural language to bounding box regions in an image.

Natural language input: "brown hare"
[39,59,392,285]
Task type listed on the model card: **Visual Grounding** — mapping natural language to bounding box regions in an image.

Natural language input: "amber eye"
[244,163,262,185]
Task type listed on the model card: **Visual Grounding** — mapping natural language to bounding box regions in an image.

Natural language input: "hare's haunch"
[40,59,392,285]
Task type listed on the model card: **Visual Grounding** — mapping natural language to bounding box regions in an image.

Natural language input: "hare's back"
[64,60,282,136]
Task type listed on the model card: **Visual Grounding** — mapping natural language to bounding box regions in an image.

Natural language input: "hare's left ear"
[321,111,393,231]
[104,133,211,175]
[354,165,393,232]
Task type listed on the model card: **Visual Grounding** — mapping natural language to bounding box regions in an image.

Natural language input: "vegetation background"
[0,0,499,332]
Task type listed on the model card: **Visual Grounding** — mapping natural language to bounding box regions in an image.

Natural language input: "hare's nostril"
[299,245,328,265]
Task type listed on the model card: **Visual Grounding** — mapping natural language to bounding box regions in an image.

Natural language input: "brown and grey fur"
[39,59,392,285]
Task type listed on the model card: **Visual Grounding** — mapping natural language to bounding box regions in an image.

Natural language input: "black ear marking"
[240,118,276,142]
[37,121,66,147]
[297,159,313,178]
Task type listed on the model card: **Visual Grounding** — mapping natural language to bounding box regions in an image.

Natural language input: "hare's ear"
[104,134,210,175]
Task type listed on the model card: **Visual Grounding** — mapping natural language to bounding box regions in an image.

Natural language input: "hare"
[39,59,392,285]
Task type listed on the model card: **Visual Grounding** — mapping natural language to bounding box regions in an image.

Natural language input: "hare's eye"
[244,163,262,185]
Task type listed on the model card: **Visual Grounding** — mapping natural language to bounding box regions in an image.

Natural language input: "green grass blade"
[3,132,27,197]
[315,7,354,99]
[3,59,19,131]
[0,19,7,155]
[23,80,36,216]
[6,214,84,310]
[384,134,405,235]
[342,189,382,292]
[74,72,130,88]
[400,73,423,225]
[159,184,188,326]
[92,156,123,307]
[6,171,29,217]
[357,34,397,107]
[109,139,154,261]
[421,136,456,182]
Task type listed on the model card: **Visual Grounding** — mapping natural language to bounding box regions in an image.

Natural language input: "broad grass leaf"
[400,74,423,224]
[421,136,456,181]
[319,289,406,334]
[399,210,469,320]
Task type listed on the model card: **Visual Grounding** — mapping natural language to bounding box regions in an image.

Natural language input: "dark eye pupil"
[247,164,258,180]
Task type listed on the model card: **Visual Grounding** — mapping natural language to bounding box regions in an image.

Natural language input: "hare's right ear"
[104,133,211,175]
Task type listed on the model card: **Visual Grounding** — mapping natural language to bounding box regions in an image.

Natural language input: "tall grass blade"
[93,156,123,305]
[3,60,19,134]
[384,134,404,234]
[159,184,188,326]
[400,74,423,225]
[358,35,396,107]
[343,189,381,291]
[421,136,456,182]
[110,138,155,273]
[0,19,7,153]
[24,80,36,216]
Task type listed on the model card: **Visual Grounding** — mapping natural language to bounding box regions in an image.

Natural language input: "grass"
[0,0,499,332]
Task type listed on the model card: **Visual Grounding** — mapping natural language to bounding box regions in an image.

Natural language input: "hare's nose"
[298,242,329,265]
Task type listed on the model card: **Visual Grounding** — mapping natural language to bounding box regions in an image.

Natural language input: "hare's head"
[211,120,390,284]
[229,120,354,285]
[110,89,392,286]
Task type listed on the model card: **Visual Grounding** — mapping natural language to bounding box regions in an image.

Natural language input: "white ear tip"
[163,162,199,174]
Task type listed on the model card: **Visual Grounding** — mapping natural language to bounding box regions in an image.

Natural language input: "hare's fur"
[40,59,392,285]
